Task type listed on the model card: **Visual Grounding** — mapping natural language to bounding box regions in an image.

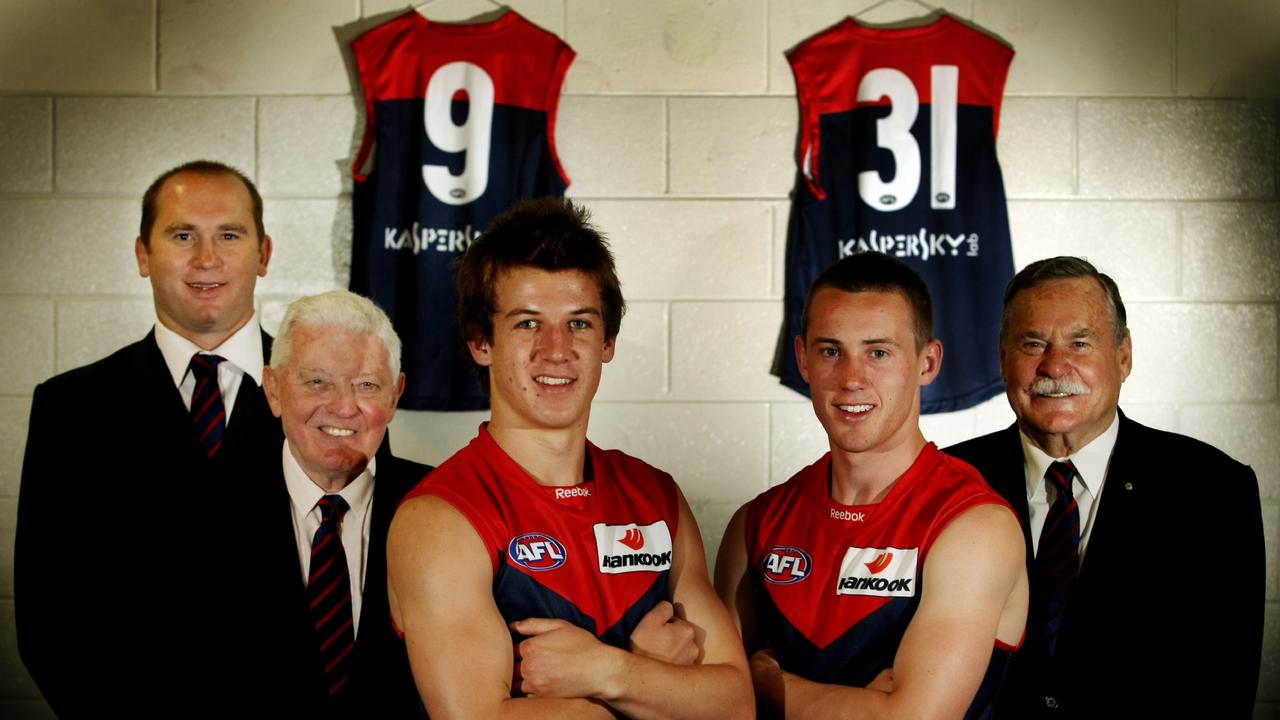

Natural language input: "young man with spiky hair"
[388,198,753,719]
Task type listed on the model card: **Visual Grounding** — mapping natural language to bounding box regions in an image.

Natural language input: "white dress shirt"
[1020,413,1120,561]
[281,440,376,637]
[152,312,265,424]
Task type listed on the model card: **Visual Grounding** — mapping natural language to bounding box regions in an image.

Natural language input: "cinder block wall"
[1,0,1276,715]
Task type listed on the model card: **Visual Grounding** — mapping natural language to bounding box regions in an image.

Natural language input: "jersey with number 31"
[776,16,1014,413]
[351,10,573,410]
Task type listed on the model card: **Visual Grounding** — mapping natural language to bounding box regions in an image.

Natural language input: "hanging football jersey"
[776,15,1015,413]
[351,10,574,410]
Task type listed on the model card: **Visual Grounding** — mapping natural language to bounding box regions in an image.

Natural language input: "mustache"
[1028,377,1091,397]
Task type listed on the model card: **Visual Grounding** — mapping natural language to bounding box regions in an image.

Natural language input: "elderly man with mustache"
[947,256,1263,719]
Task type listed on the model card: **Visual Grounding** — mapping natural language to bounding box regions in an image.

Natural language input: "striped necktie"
[309,494,356,697]
[188,354,226,459]
[1036,460,1080,656]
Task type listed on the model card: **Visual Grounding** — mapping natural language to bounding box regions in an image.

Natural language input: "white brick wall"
[1,0,1277,714]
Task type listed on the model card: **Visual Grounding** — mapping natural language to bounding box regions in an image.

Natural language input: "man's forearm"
[763,667,894,720]
[603,653,754,720]
[497,697,616,720]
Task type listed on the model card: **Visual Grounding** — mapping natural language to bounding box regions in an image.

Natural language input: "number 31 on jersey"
[858,65,958,212]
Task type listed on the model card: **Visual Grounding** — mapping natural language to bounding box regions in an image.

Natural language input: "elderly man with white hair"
[246,288,430,717]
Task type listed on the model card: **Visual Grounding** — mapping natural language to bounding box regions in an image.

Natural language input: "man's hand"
[511,617,626,700]
[750,648,785,716]
[627,601,699,666]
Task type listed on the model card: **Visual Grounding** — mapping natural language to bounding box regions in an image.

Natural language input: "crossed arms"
[388,490,753,719]
[715,503,1027,720]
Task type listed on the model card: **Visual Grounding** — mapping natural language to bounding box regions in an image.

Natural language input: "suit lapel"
[990,424,1035,569]
[1077,412,1138,585]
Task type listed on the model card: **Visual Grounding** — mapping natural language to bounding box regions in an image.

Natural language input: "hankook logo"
[836,546,918,598]
[593,521,673,574]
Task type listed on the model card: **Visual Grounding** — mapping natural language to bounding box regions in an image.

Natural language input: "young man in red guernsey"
[388,198,753,719]
[717,252,1027,719]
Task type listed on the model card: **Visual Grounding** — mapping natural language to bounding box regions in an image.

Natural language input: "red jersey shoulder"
[351,10,572,108]
[589,443,681,534]
[788,15,1012,112]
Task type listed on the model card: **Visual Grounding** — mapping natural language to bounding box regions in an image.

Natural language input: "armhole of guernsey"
[786,46,824,200]
[350,36,378,182]
[544,43,576,188]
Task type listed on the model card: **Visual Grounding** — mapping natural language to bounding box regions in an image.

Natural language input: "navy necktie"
[1037,460,1080,656]
[309,495,355,697]
[188,354,226,459]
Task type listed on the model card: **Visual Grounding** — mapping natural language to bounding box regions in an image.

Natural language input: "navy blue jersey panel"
[778,103,1013,414]
[352,101,567,410]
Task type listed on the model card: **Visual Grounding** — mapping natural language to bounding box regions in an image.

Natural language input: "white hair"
[270,290,401,378]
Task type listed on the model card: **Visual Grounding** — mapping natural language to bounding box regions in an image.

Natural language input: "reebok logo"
[830,508,866,522]
[554,486,592,500]
[594,521,673,574]
[836,546,918,598]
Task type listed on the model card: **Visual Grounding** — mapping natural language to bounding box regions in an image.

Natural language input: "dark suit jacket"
[15,330,283,717]
[242,450,431,718]
[946,411,1264,719]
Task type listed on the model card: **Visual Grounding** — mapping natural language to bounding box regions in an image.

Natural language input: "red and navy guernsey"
[405,425,681,649]
[350,10,574,410]
[745,444,1019,719]
[776,16,1015,413]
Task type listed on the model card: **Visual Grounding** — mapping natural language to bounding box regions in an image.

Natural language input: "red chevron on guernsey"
[618,527,645,550]
[864,551,893,574]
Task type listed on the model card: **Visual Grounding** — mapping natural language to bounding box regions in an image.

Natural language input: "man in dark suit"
[15,160,282,715]
[254,289,428,717]
[946,256,1264,718]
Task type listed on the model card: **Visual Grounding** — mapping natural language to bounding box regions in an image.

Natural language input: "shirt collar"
[1019,411,1120,501]
[153,312,265,387]
[281,438,376,512]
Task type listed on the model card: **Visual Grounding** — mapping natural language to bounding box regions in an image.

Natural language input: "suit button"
[1045,696,1059,709]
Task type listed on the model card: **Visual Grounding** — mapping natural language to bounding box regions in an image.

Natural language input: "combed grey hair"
[270,290,402,378]
[1000,256,1128,345]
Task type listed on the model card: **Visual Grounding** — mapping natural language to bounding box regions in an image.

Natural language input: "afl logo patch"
[508,533,567,571]
[761,545,812,585]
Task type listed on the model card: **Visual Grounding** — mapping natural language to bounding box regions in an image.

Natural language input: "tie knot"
[189,353,226,379]
[317,494,350,525]
[1046,460,1076,495]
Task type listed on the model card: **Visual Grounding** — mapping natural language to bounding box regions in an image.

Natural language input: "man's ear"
[384,372,406,422]
[262,366,284,418]
[467,337,494,367]
[794,335,810,385]
[1117,329,1133,383]
[257,234,273,277]
[135,237,151,278]
[917,339,943,388]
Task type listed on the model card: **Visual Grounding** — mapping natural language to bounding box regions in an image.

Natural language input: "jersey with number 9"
[351,10,574,410]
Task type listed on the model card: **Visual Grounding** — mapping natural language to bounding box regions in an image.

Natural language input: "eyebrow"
[1020,328,1095,339]
[503,306,602,318]
[161,222,249,234]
